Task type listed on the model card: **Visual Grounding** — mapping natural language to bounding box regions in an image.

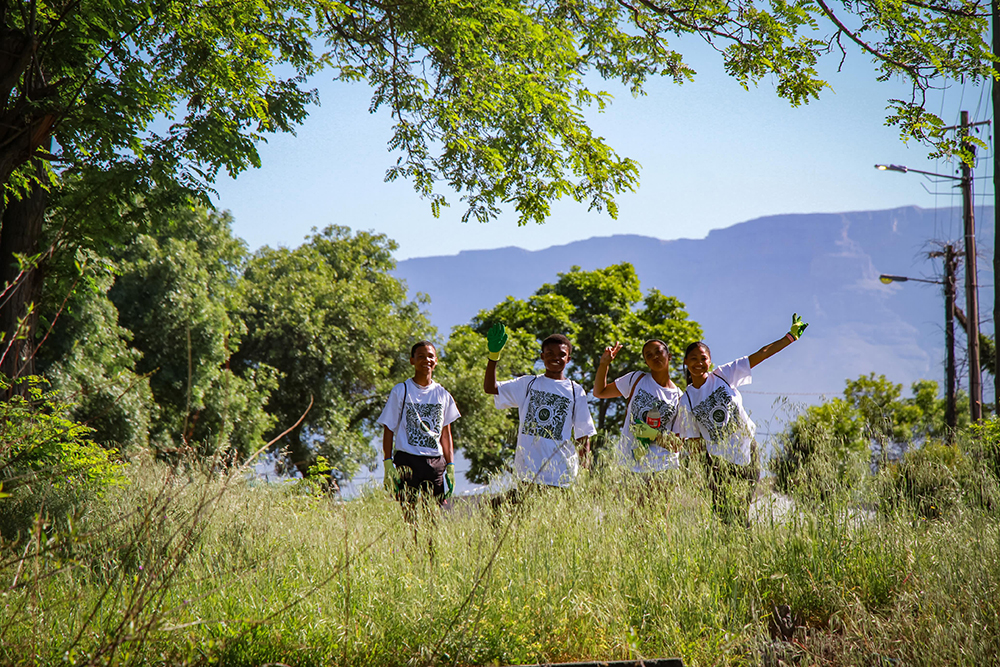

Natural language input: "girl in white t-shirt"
[594,339,684,474]
[678,314,808,524]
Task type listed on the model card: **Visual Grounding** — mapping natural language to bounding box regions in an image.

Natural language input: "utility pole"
[961,111,983,422]
[938,246,959,437]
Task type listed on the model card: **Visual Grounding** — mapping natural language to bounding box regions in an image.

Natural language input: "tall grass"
[1,437,999,666]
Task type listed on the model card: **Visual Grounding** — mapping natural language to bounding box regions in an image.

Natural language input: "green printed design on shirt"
[692,386,748,443]
[522,390,570,441]
[630,388,676,433]
[405,402,443,449]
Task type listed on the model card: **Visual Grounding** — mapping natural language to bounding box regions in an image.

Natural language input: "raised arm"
[484,359,499,395]
[482,322,508,395]
[748,314,808,368]
[593,342,624,398]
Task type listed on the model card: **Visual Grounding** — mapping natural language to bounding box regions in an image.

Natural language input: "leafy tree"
[37,203,277,458]
[234,225,433,478]
[108,205,277,458]
[444,263,701,481]
[0,0,320,381]
[35,250,156,452]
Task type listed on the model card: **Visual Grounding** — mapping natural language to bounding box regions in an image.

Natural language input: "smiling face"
[684,343,712,380]
[642,340,671,373]
[540,341,571,378]
[410,343,438,374]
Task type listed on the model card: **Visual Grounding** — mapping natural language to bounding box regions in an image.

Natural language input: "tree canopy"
[234,226,433,478]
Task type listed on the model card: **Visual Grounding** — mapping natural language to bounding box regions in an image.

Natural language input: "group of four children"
[377,314,808,521]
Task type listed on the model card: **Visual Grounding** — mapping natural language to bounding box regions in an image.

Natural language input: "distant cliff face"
[395,206,995,432]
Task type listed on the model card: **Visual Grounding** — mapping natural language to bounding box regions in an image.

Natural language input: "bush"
[771,398,869,501]
[877,425,1000,519]
[0,375,126,539]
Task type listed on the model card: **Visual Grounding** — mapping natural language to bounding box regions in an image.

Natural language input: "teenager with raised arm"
[677,314,809,525]
[594,339,684,475]
[483,323,595,490]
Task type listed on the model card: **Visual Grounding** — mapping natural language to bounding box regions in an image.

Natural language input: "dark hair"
[642,339,671,358]
[410,340,436,358]
[541,333,573,355]
[683,341,710,384]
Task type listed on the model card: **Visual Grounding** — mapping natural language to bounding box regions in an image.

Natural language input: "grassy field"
[1,442,999,667]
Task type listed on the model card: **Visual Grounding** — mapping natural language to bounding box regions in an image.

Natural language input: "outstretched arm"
[748,314,808,368]
[593,342,624,398]
[483,323,508,395]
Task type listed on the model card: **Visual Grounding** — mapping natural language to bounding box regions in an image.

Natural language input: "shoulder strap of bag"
[526,374,539,398]
[571,381,580,435]
[396,380,409,433]
[712,370,731,389]
[626,371,646,408]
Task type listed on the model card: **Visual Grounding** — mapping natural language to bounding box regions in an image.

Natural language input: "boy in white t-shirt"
[482,325,596,489]
[677,314,808,524]
[377,341,460,518]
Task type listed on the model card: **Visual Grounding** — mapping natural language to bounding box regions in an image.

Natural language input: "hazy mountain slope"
[395,206,995,433]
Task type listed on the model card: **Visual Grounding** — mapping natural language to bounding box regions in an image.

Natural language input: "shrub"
[771,398,869,501]
[0,375,126,539]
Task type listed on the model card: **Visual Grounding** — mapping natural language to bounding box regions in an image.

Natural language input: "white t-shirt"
[677,357,756,465]
[614,371,683,472]
[377,379,460,457]
[494,375,597,487]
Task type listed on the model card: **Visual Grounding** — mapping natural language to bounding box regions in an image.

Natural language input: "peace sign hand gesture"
[600,341,623,366]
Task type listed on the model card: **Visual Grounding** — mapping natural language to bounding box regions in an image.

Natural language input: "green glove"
[486,322,508,361]
[630,420,658,445]
[383,458,400,493]
[445,463,456,498]
[789,313,809,340]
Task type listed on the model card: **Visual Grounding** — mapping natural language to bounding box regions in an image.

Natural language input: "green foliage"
[3,0,319,201]
[876,421,1000,521]
[4,456,1000,665]
[109,205,277,458]
[319,0,995,225]
[773,398,870,501]
[235,225,433,478]
[0,375,126,538]
[446,263,701,479]
[36,250,156,452]
[773,374,968,499]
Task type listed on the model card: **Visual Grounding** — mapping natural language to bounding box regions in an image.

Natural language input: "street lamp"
[879,245,959,438]
[874,163,962,180]
[879,274,941,285]
[874,114,983,423]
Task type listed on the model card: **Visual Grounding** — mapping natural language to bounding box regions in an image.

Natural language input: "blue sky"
[213,37,994,260]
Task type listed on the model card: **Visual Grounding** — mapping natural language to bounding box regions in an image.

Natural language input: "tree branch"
[813,0,923,84]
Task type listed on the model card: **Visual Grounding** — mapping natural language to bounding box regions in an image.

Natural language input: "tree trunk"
[0,163,49,388]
